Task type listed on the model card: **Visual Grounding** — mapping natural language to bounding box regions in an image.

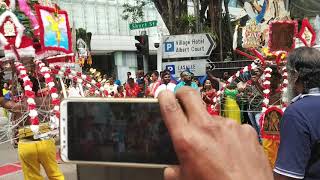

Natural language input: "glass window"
[96,6,108,34]
[107,6,119,35]
[72,4,85,29]
[84,4,97,34]
[118,7,129,35]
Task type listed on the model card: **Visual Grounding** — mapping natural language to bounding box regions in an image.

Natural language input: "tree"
[122,0,234,61]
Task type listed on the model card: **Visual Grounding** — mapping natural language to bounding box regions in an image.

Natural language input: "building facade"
[59,0,169,82]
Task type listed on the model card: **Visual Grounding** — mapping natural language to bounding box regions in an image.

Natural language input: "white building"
[59,0,169,83]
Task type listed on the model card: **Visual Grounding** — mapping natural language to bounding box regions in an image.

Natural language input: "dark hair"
[128,78,134,83]
[161,70,171,78]
[287,47,320,91]
[117,85,123,91]
[151,70,159,77]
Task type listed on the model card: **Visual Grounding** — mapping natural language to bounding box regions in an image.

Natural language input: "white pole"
[59,77,67,98]
[78,83,85,97]
[157,39,162,72]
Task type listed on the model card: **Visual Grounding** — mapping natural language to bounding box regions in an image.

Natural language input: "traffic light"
[135,35,149,55]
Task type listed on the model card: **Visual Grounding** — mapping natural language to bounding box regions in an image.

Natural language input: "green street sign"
[129,20,157,30]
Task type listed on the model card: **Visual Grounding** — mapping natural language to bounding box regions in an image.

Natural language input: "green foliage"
[122,0,150,23]
[14,10,34,37]
[179,13,197,33]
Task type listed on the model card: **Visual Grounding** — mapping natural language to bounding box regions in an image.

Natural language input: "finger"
[164,166,181,180]
[175,87,209,124]
[158,90,188,138]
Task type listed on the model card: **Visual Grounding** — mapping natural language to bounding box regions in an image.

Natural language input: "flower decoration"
[261,67,272,113]
[14,62,39,134]
[297,18,316,47]
[35,60,60,130]
[268,20,298,52]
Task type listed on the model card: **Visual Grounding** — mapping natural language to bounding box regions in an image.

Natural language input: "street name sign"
[162,33,216,59]
[129,20,157,30]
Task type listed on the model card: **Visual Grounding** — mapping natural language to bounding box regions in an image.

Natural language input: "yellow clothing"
[224,96,241,124]
[2,88,9,95]
[2,88,9,118]
[262,139,280,168]
[18,138,64,180]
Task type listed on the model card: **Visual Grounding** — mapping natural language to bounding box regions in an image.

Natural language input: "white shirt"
[68,87,82,97]
[154,83,176,98]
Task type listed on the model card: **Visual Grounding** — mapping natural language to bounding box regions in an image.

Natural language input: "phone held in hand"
[60,98,178,168]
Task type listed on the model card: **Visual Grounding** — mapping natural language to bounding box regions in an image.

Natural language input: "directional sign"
[129,20,157,30]
[162,59,208,77]
[162,33,216,59]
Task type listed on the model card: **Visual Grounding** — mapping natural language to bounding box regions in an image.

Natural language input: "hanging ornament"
[87,53,92,66]
[242,21,262,48]
[268,20,297,52]
[297,18,317,47]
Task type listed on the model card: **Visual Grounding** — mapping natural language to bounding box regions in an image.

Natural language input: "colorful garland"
[49,65,108,97]
[261,67,272,112]
[280,66,288,111]
[14,62,39,133]
[34,60,60,130]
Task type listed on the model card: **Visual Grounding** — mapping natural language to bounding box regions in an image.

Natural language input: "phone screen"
[67,101,178,164]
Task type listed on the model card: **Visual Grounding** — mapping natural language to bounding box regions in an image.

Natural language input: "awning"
[290,0,320,18]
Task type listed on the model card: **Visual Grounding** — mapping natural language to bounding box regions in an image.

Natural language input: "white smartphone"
[60,98,178,168]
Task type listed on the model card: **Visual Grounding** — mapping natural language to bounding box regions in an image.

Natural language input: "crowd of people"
[0,47,319,180]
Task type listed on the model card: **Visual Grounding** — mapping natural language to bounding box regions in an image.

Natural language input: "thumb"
[164,166,181,180]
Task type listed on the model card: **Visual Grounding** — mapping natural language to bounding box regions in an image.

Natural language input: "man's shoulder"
[289,96,320,112]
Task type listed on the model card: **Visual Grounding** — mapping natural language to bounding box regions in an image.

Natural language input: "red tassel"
[31,117,39,125]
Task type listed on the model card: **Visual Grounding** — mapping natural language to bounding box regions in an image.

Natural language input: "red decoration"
[259,107,283,141]
[0,11,35,58]
[268,20,297,52]
[250,48,265,65]
[297,18,316,47]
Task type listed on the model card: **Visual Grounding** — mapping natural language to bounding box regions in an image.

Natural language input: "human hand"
[158,87,273,180]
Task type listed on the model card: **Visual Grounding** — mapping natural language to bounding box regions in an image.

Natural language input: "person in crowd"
[193,77,202,91]
[154,70,176,98]
[246,67,264,143]
[104,76,118,97]
[222,71,230,83]
[2,82,10,97]
[114,85,125,98]
[273,47,320,180]
[158,87,273,180]
[148,70,161,97]
[206,71,226,90]
[223,82,241,124]
[114,79,121,86]
[174,71,198,93]
[137,79,150,98]
[201,79,218,116]
[136,70,144,82]
[126,72,132,82]
[125,78,140,97]
[236,81,250,124]
[144,72,152,86]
